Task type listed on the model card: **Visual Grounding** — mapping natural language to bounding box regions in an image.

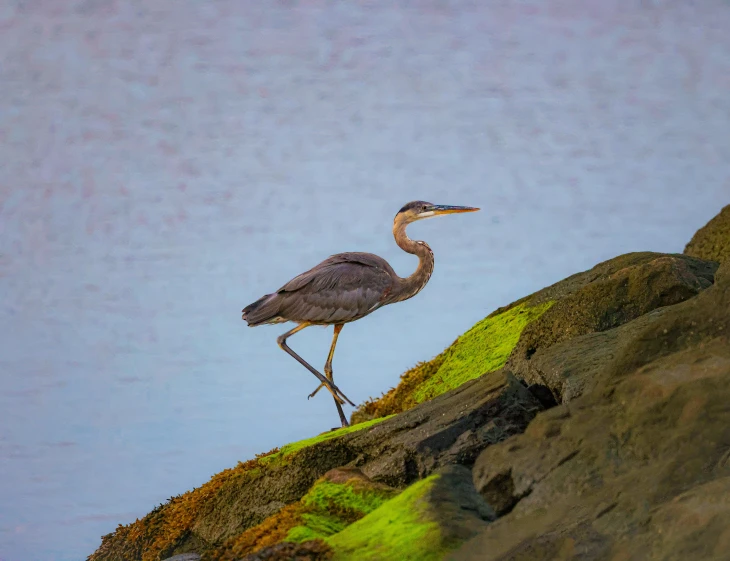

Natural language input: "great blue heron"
[242,201,479,427]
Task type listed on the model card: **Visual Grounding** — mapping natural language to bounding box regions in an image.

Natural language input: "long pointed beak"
[428,205,480,215]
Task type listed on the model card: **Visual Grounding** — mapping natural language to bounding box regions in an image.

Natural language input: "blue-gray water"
[1,1,729,560]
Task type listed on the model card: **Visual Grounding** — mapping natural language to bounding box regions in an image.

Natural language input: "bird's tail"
[242,293,282,326]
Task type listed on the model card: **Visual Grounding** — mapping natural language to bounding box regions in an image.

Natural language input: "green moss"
[302,480,389,512]
[351,301,555,421]
[92,417,395,561]
[327,475,447,561]
[214,471,396,559]
[286,513,347,542]
[260,416,395,466]
[286,479,395,543]
[411,300,555,403]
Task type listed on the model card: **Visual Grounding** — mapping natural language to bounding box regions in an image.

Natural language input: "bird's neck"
[392,219,435,303]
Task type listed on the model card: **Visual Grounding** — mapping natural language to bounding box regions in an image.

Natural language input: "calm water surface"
[1,1,729,559]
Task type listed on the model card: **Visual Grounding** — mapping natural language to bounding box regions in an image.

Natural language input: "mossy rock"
[88,281,555,560]
[88,421,391,561]
[351,300,554,423]
[685,204,730,264]
[89,368,539,561]
[217,468,396,560]
[411,301,554,403]
[328,465,493,561]
[258,417,394,467]
[352,251,717,423]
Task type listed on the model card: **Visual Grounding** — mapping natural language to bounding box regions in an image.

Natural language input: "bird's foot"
[308,383,324,400]
[310,380,354,407]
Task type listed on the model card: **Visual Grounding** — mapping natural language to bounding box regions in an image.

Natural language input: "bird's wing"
[278,252,394,292]
[275,255,396,323]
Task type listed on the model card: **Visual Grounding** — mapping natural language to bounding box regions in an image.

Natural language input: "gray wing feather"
[278,259,394,323]
[243,252,396,325]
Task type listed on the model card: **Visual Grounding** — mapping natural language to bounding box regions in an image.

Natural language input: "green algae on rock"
[411,301,554,403]
[88,421,390,561]
[286,472,396,543]
[329,475,442,560]
[327,465,493,561]
[217,468,395,560]
[259,416,394,467]
[351,300,554,423]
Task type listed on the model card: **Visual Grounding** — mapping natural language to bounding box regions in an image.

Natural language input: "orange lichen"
[215,502,307,560]
[350,355,447,424]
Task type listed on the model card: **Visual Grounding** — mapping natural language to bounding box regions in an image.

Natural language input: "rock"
[344,371,542,487]
[456,261,730,561]
[327,465,493,561]
[239,465,494,561]
[426,464,496,526]
[612,476,730,560]
[89,220,730,561]
[505,252,717,402]
[216,467,396,560]
[685,204,730,263]
[238,540,333,561]
[351,299,554,423]
[90,368,540,561]
[216,370,538,558]
[510,310,663,402]
[162,555,201,561]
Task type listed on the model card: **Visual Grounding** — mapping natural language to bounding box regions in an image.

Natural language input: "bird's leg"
[308,324,348,427]
[277,323,355,407]
[308,324,343,399]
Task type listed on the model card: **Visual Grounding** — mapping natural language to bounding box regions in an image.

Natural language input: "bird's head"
[395,200,480,224]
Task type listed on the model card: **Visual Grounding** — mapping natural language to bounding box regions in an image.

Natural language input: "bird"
[242,201,479,428]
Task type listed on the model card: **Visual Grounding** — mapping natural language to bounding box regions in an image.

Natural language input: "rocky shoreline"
[89,205,730,561]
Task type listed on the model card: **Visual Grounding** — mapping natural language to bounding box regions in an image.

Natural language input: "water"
[1,1,728,559]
